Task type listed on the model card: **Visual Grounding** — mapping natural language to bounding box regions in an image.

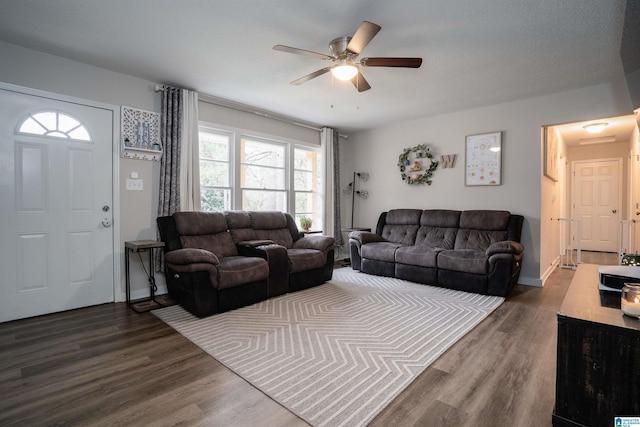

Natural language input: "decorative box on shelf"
[121,106,162,161]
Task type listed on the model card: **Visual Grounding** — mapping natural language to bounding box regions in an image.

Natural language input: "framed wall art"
[543,126,559,182]
[465,131,502,186]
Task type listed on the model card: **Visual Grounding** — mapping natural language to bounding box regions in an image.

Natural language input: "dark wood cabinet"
[553,264,640,426]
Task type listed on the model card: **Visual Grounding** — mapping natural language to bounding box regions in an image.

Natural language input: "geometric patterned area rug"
[153,268,504,426]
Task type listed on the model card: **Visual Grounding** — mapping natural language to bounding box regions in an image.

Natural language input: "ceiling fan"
[273,21,422,92]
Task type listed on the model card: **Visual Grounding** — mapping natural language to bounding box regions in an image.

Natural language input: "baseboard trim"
[535,256,561,287]
[117,283,168,303]
[518,275,543,287]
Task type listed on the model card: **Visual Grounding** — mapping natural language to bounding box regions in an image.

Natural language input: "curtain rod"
[155,84,348,139]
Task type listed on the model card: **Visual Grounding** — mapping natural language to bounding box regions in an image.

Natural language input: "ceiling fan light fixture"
[583,122,608,134]
[332,63,358,81]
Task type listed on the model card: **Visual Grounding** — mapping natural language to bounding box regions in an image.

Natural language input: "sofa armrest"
[486,240,524,257]
[348,231,386,245]
[237,243,290,297]
[165,248,220,266]
[292,235,336,252]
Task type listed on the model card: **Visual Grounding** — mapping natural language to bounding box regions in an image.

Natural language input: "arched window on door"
[17,110,91,141]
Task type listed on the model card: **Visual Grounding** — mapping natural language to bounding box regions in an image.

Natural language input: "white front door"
[0,87,114,322]
[571,159,621,252]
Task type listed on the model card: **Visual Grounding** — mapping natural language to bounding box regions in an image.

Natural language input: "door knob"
[612,209,617,214]
[102,218,112,227]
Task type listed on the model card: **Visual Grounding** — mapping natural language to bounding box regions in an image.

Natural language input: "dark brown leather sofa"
[348,209,524,297]
[224,210,336,295]
[157,210,335,317]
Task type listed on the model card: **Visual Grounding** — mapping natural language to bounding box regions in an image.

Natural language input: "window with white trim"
[199,129,231,211]
[198,126,323,231]
[294,147,322,231]
[18,110,91,141]
[241,137,286,211]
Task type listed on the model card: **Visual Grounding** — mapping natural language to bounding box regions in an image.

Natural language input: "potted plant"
[300,216,313,231]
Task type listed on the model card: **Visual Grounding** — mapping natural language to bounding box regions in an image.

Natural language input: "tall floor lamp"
[344,171,369,227]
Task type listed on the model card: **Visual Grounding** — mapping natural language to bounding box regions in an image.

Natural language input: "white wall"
[345,82,633,285]
[540,127,565,282]
[198,101,320,146]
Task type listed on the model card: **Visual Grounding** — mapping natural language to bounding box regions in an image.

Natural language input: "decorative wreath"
[398,144,439,185]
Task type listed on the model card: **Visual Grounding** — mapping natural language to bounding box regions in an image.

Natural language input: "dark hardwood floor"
[0,252,617,426]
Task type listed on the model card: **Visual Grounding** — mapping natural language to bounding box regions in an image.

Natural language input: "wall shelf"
[121,105,162,161]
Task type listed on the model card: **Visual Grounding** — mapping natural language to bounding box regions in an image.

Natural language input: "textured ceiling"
[0,0,630,132]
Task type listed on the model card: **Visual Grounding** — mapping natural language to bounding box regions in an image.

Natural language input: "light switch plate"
[126,178,143,191]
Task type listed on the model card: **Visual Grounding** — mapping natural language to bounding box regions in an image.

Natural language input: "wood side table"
[125,240,166,313]
[302,230,323,235]
[341,227,372,233]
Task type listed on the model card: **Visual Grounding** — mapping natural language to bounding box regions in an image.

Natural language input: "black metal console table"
[125,240,165,313]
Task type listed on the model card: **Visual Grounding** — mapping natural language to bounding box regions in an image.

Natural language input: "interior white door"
[0,88,114,322]
[632,132,640,253]
[571,159,621,252]
[635,157,640,253]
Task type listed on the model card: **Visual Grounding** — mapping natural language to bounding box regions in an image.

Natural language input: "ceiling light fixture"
[332,62,358,81]
[578,136,616,145]
[583,122,608,134]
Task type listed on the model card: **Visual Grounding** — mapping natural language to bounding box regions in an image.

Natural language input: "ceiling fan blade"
[351,71,371,92]
[291,67,332,85]
[360,57,423,68]
[273,45,332,60]
[346,21,381,54]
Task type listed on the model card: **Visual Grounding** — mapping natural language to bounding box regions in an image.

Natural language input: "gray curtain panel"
[332,129,343,248]
[156,86,183,271]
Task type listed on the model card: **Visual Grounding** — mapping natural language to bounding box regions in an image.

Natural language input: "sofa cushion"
[454,229,508,251]
[362,242,405,262]
[217,256,269,290]
[386,209,423,225]
[174,212,238,258]
[438,249,488,274]
[287,248,326,273]
[395,246,443,268]
[380,209,422,245]
[255,229,294,248]
[381,225,419,245]
[415,227,457,249]
[459,210,510,230]
[174,211,229,235]
[293,235,335,253]
[225,210,258,243]
[454,210,510,251]
[248,211,295,248]
[420,209,461,227]
[250,211,288,229]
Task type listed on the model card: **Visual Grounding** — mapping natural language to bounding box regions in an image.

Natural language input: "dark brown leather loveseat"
[348,209,524,297]
[157,210,335,317]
